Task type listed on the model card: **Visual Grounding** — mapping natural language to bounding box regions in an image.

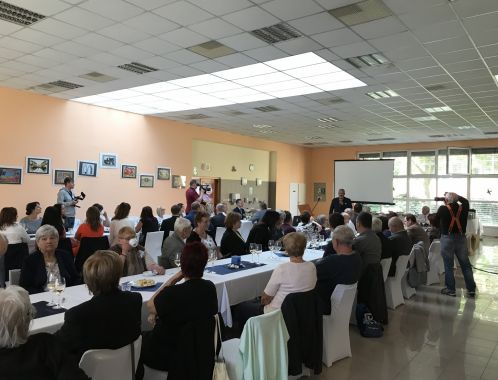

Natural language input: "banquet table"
[29,249,324,335]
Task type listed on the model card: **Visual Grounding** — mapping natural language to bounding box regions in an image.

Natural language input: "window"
[471,148,498,174]
[383,151,407,176]
[408,200,437,215]
[438,149,447,175]
[411,151,435,175]
[448,148,469,174]
[409,178,436,199]
[438,177,468,198]
[393,178,407,199]
[470,178,498,201]
[358,152,381,160]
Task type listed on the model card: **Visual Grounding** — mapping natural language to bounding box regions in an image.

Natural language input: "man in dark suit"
[387,216,413,277]
[329,188,352,214]
[208,203,226,240]
[232,199,246,218]
[353,212,381,275]
[55,251,142,362]
[160,204,181,241]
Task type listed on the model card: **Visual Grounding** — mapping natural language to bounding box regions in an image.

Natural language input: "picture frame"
[78,160,98,177]
[139,174,154,188]
[241,177,248,186]
[256,178,263,186]
[157,167,171,180]
[99,152,118,169]
[314,182,326,202]
[0,166,22,185]
[171,175,186,189]
[121,164,137,179]
[26,157,50,174]
[54,169,74,185]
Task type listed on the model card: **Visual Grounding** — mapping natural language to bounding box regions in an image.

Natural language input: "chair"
[223,310,289,380]
[215,227,226,246]
[79,336,142,380]
[239,221,252,241]
[8,269,21,286]
[3,243,29,281]
[380,258,392,282]
[57,238,73,256]
[401,270,416,299]
[385,255,410,309]
[426,240,442,285]
[75,237,110,273]
[144,231,164,259]
[322,283,357,367]
[143,366,168,380]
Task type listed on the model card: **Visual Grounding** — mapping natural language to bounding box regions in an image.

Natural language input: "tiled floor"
[312,237,498,380]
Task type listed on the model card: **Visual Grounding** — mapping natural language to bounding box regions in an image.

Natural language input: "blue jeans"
[64,216,75,231]
[440,234,476,292]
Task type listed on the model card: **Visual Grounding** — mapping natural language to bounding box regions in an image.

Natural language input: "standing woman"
[220,212,248,258]
[135,206,159,246]
[187,211,219,259]
[20,225,79,294]
[0,207,29,244]
[19,202,42,234]
[109,202,133,246]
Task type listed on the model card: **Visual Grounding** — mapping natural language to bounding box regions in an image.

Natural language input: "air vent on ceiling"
[178,114,210,120]
[28,80,83,94]
[79,71,117,83]
[429,133,463,138]
[316,97,346,106]
[346,53,389,68]
[253,124,273,129]
[484,131,498,135]
[254,105,280,112]
[429,134,445,138]
[250,22,302,44]
[317,116,339,123]
[49,80,83,90]
[425,84,447,92]
[188,40,236,59]
[329,0,392,27]
[0,1,45,26]
[221,110,246,116]
[117,62,158,74]
[305,136,323,140]
[367,137,396,141]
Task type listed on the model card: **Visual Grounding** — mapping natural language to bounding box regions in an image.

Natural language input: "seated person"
[418,205,431,226]
[315,226,362,314]
[262,232,317,313]
[220,212,248,258]
[140,242,218,376]
[55,251,142,362]
[0,207,29,244]
[315,214,330,239]
[185,201,201,228]
[388,217,413,277]
[92,203,111,227]
[109,202,133,246]
[281,210,296,235]
[187,211,219,259]
[372,216,393,259]
[296,211,321,235]
[0,286,89,380]
[379,215,391,237]
[160,204,181,242]
[72,206,104,255]
[159,217,192,269]
[135,206,159,246]
[351,203,363,226]
[246,210,281,251]
[250,202,268,223]
[271,212,285,241]
[404,213,430,254]
[110,226,165,276]
[20,225,79,294]
[342,210,357,235]
[210,203,226,229]
[19,202,42,234]
[233,198,246,218]
[427,213,441,243]
[323,212,345,257]
[353,212,381,275]
[41,206,66,239]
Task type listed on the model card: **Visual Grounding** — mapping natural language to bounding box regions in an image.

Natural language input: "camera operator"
[185,179,203,213]
[57,177,78,231]
[435,192,476,298]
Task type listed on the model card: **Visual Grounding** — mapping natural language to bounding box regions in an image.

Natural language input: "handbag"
[213,314,230,380]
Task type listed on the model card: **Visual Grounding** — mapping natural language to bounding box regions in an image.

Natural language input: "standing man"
[233,199,246,219]
[436,192,476,297]
[329,188,352,215]
[57,177,78,230]
[185,179,202,214]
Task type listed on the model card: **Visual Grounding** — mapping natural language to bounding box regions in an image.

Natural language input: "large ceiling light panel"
[72,52,366,114]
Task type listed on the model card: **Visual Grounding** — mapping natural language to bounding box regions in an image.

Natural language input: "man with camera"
[435,192,476,298]
[57,177,78,230]
[185,179,203,213]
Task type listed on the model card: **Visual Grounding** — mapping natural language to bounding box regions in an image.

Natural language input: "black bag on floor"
[356,303,384,338]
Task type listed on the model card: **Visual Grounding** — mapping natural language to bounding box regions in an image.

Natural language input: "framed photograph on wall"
[26,157,50,174]
[54,169,74,185]
[78,161,98,177]
[0,166,22,184]
[157,167,171,180]
[171,175,186,189]
[140,174,154,188]
[99,153,118,169]
[121,164,137,179]
[313,182,326,202]
[241,177,248,186]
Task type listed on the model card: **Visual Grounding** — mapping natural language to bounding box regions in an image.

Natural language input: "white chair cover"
[79,336,142,380]
[8,269,21,286]
[426,240,442,285]
[380,258,392,282]
[385,255,410,309]
[144,231,164,259]
[215,227,226,246]
[322,283,358,367]
[239,221,253,241]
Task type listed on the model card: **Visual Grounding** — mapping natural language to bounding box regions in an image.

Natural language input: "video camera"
[197,183,211,193]
[434,192,447,202]
[74,192,86,208]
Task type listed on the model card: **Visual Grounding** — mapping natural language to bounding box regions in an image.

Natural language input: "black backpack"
[356,303,384,338]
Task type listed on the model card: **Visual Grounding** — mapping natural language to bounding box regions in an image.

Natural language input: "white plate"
[130,279,156,288]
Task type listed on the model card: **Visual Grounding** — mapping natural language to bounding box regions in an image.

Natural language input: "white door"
[289,183,299,216]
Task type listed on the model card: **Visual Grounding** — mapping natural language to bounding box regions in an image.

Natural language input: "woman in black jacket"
[220,212,248,258]
[246,210,281,252]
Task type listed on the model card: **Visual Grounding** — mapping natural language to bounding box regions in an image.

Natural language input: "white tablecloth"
[29,249,324,334]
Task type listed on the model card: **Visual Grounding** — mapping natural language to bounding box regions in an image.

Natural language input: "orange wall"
[307,139,498,216]
[0,87,309,218]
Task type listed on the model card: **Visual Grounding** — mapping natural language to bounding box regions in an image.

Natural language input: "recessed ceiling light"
[456,125,475,130]
[424,106,452,113]
[367,90,399,99]
[413,116,438,122]
[317,117,339,123]
[72,52,366,115]
[253,124,273,129]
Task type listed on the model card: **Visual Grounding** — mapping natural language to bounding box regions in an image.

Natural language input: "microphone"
[311,196,321,214]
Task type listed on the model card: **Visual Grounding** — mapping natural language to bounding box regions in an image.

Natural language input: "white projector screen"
[334,160,394,204]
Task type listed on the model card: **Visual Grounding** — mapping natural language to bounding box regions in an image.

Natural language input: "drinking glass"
[249,243,257,263]
[255,243,262,264]
[46,272,56,306]
[174,253,181,268]
[268,240,275,253]
[53,277,66,310]
[210,250,217,270]
[274,241,282,253]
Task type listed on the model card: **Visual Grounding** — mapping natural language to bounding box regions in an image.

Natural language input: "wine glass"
[210,250,217,270]
[174,252,181,268]
[268,240,275,254]
[255,243,262,264]
[46,272,56,306]
[53,277,66,310]
[249,243,257,263]
[274,241,282,254]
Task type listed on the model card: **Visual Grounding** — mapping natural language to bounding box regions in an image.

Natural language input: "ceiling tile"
[167,49,206,64]
[133,37,180,55]
[125,0,177,11]
[123,12,179,35]
[10,28,64,47]
[6,0,71,15]
[276,37,322,55]
[55,7,115,30]
[398,3,456,29]
[0,36,43,54]
[32,47,78,63]
[218,33,267,51]
[188,18,242,40]
[110,45,155,61]
[288,12,344,35]
[243,45,288,61]
[222,6,280,31]
[261,0,323,21]
[351,16,407,40]
[159,28,210,48]
[74,33,124,51]
[53,40,101,57]
[311,28,363,48]
[190,59,230,73]
[0,19,23,34]
[79,0,143,21]
[214,53,257,67]
[331,41,377,58]
[0,47,24,60]
[98,23,151,44]
[190,0,252,16]
[153,1,213,26]
[30,18,88,39]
